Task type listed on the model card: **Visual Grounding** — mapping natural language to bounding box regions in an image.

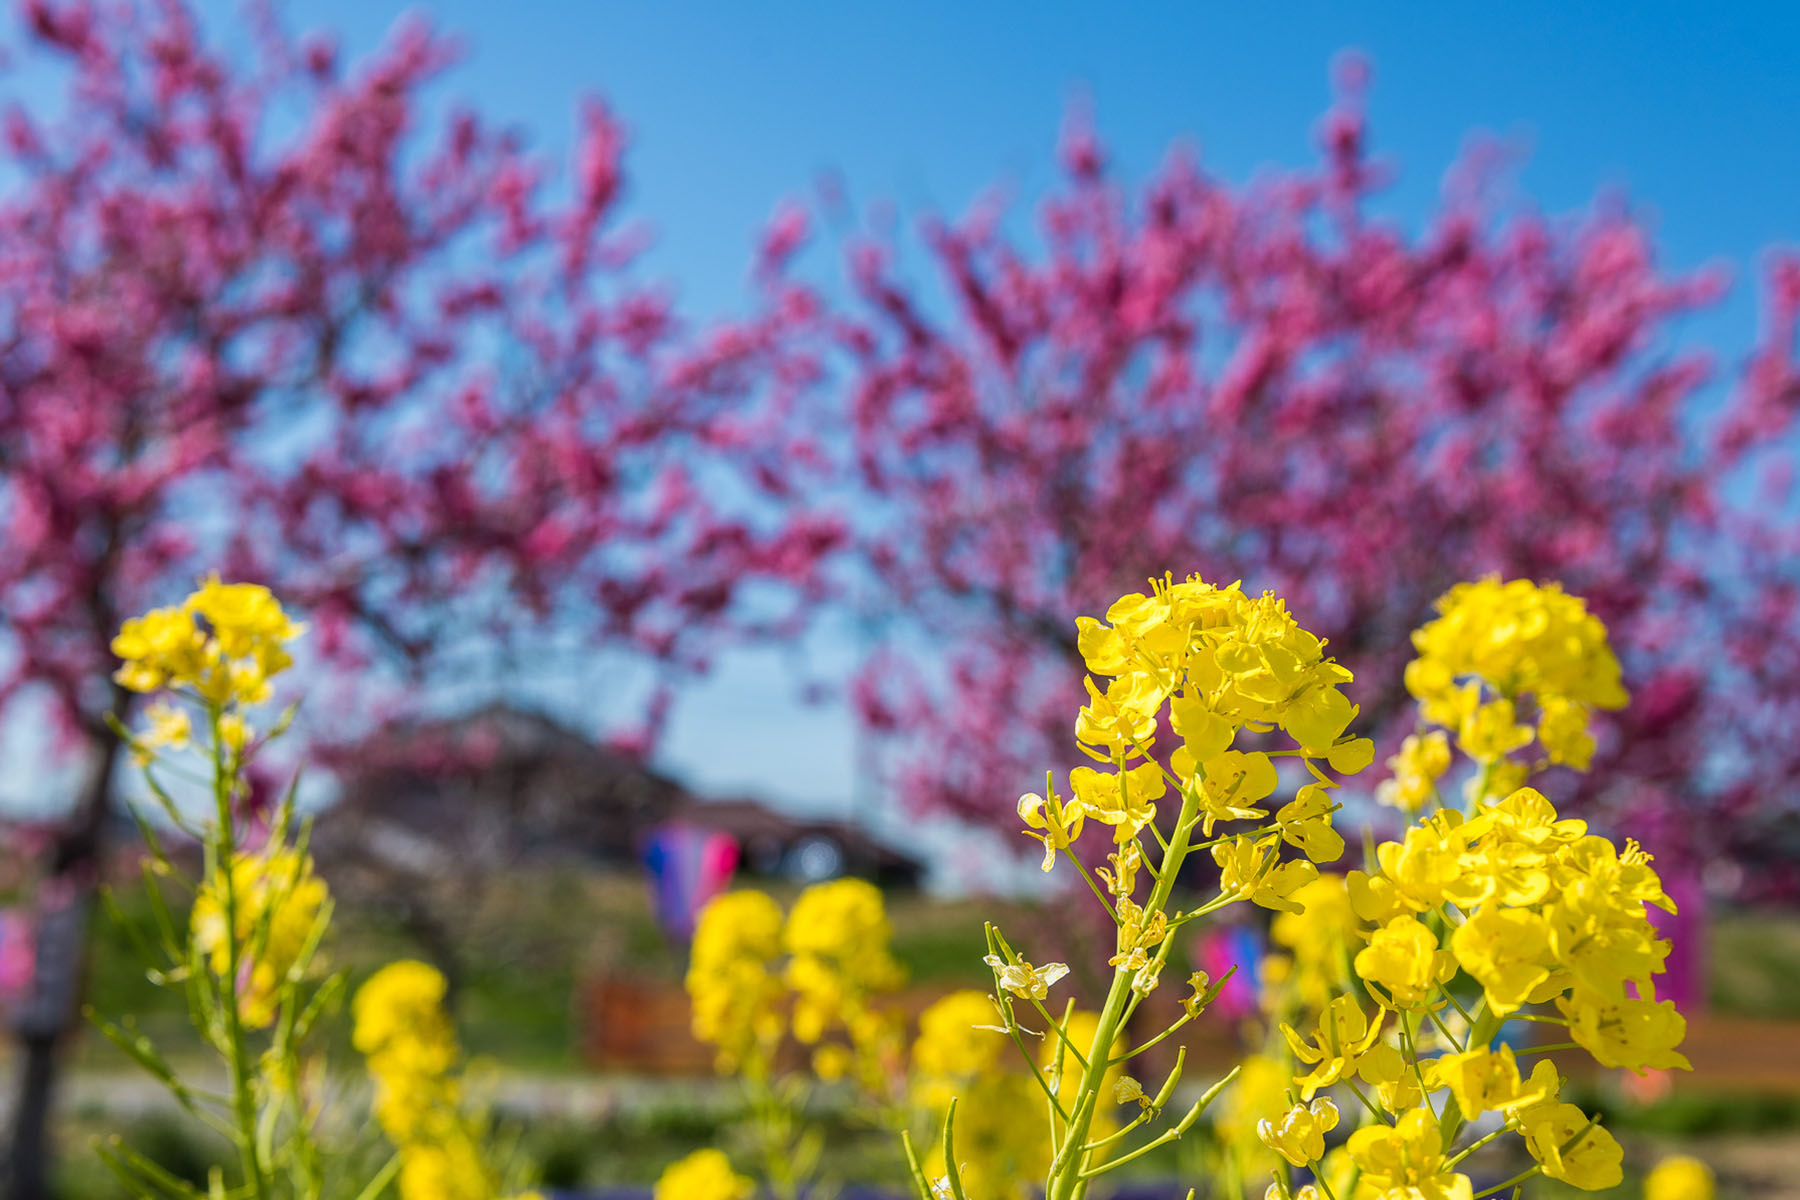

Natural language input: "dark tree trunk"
[8,688,127,1200]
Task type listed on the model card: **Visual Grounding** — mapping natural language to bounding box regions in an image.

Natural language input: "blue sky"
[209,2,1800,831]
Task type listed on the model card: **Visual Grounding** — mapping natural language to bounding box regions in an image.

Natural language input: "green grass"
[79,874,1800,1075]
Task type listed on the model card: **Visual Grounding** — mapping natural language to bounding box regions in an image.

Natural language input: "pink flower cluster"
[748,58,1800,890]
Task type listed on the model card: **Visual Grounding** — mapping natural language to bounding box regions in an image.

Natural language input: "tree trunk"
[8,692,126,1200]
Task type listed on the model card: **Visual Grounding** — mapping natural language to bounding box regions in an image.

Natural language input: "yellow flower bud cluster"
[1402,578,1627,788]
[190,846,327,1029]
[686,890,788,1076]
[1029,574,1372,915]
[113,575,304,709]
[1244,587,1686,1200]
[1350,786,1688,1071]
[784,878,906,1085]
[352,961,529,1200]
[1645,1154,1715,1200]
[1075,574,1368,771]
[687,880,906,1089]
[653,1149,754,1200]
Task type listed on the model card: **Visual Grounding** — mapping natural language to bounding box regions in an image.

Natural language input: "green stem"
[1398,1017,1436,1123]
[1073,1067,1236,1181]
[1044,788,1201,1200]
[1061,845,1119,922]
[209,708,269,1200]
[1473,1165,1542,1198]
[1444,1124,1510,1169]
[1081,1109,1153,1153]
[1026,997,1090,1073]
[749,1074,801,1200]
[1426,1006,1466,1052]
[1115,1010,1193,1062]
[1344,1079,1394,1125]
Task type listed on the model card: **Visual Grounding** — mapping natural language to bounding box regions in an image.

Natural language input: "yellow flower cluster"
[1024,575,1370,908]
[687,881,907,1089]
[1348,788,1688,1072]
[653,1149,754,1200]
[1373,731,1450,814]
[190,846,327,1029]
[352,961,528,1200]
[113,575,304,710]
[110,584,542,1200]
[1403,578,1626,789]
[686,890,788,1076]
[1246,583,1686,1200]
[680,881,910,1198]
[1076,576,1365,759]
[969,574,1381,1200]
[784,878,906,1084]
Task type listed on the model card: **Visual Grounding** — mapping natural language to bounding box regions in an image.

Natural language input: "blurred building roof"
[319,703,921,886]
[670,796,924,888]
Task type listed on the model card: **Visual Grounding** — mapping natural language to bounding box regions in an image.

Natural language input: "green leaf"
[95,1136,208,1200]
[899,1131,935,1200]
[938,1098,968,1200]
[347,1153,401,1200]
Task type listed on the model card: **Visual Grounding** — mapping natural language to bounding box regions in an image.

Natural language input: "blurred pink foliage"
[751,57,1800,889]
[0,0,840,763]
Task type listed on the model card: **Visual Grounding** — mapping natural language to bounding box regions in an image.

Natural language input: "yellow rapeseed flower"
[1257,1097,1339,1167]
[782,878,905,1081]
[1644,1155,1714,1200]
[1426,1044,1547,1118]
[352,961,463,1144]
[1345,1108,1472,1200]
[1354,915,1456,1010]
[1407,578,1627,712]
[1375,730,1450,813]
[396,1138,488,1200]
[653,1149,753,1200]
[190,847,327,1029]
[1282,995,1383,1100]
[1523,1103,1624,1191]
[113,578,305,731]
[686,890,786,1073]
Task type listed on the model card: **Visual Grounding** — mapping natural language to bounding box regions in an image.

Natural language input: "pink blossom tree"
[753,60,1800,884]
[0,1,835,1189]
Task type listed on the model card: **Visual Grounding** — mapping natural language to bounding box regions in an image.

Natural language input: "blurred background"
[0,1,1795,1197]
